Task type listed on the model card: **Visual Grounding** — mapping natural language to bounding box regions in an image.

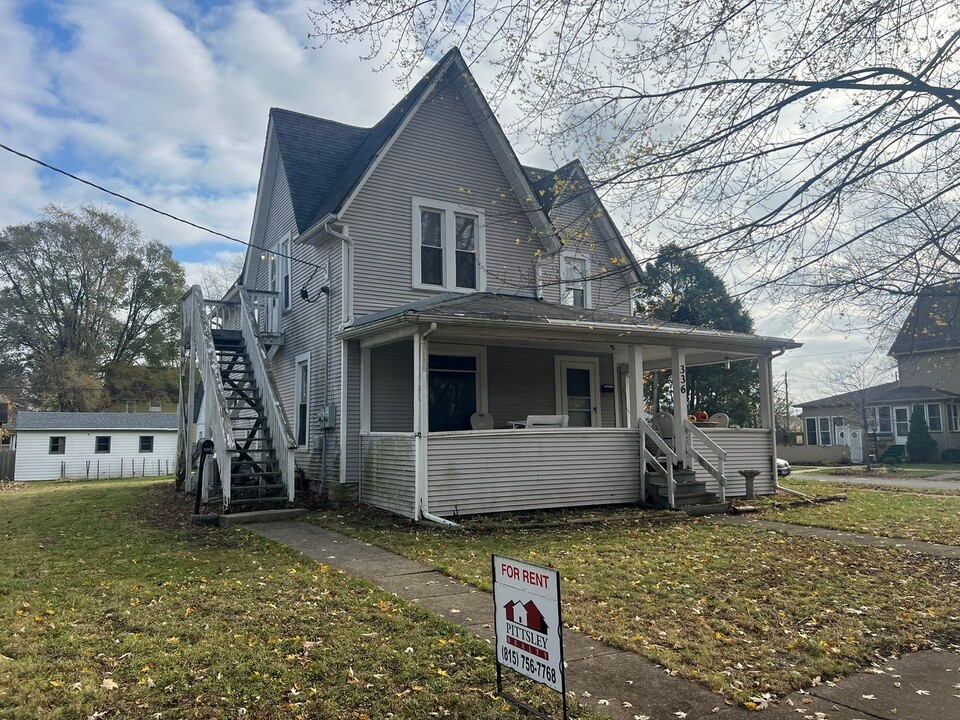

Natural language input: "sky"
[0,0,894,403]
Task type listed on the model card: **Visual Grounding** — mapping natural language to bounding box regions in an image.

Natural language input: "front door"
[893,406,910,445]
[556,357,600,427]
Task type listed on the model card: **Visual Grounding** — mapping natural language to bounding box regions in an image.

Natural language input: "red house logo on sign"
[503,599,550,659]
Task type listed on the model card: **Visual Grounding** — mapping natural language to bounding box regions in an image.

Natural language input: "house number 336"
[678,364,686,395]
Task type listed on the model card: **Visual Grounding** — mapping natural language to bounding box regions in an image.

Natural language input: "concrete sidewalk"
[250,520,960,720]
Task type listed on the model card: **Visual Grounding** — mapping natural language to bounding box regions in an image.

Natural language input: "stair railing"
[683,419,728,502]
[638,416,678,508]
[183,285,237,509]
[238,287,297,503]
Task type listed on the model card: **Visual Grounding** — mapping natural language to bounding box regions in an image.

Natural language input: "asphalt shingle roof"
[889,284,960,355]
[16,412,178,431]
[796,382,960,409]
[272,48,460,234]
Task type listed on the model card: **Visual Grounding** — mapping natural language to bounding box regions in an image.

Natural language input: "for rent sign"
[492,555,565,695]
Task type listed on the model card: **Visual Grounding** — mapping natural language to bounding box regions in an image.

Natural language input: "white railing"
[203,299,241,331]
[244,288,282,337]
[684,419,728,502]
[638,416,677,508]
[239,288,297,503]
[183,285,237,508]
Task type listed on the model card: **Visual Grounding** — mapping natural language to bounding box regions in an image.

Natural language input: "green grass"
[766,479,960,545]
[808,466,946,478]
[898,462,960,472]
[308,506,960,704]
[0,478,585,720]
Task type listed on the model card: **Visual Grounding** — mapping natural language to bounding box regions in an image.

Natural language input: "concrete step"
[218,507,305,526]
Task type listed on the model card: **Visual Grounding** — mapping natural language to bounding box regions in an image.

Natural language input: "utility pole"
[783,371,790,435]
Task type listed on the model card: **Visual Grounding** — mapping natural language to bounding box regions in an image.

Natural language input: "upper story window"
[412,198,485,292]
[560,252,590,308]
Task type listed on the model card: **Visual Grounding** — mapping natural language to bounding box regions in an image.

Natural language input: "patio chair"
[469,412,495,430]
[524,414,569,428]
[708,412,729,428]
[652,411,675,447]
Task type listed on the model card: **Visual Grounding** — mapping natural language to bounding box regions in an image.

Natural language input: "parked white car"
[776,458,791,477]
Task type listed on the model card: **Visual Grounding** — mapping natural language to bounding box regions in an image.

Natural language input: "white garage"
[14,412,177,482]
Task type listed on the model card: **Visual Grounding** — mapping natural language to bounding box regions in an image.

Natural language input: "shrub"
[941,448,960,463]
[906,405,938,462]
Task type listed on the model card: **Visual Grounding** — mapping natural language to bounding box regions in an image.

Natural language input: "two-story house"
[797,285,960,461]
[177,48,800,519]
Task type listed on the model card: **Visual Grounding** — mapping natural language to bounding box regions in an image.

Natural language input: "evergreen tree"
[906,405,937,462]
[637,244,758,426]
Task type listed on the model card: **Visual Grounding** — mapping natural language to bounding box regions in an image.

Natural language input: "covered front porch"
[345,293,799,520]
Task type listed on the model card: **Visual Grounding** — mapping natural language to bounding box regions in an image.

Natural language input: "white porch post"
[412,330,431,520]
[627,345,645,428]
[360,347,371,433]
[758,354,775,430]
[671,347,689,468]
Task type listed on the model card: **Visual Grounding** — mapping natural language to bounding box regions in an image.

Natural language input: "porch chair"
[524,414,569,428]
[708,412,729,428]
[652,411,675,447]
[469,412,495,430]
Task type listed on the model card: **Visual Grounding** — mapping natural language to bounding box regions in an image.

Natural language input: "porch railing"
[238,288,297,504]
[638,416,677,508]
[683,419,728,502]
[182,285,237,508]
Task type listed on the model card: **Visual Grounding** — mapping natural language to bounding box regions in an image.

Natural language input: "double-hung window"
[95,436,111,454]
[413,199,484,292]
[560,253,590,308]
[950,403,960,432]
[279,236,292,310]
[294,352,310,447]
[926,403,943,432]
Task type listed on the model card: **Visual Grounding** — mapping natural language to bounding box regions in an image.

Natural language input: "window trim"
[925,402,943,433]
[867,405,893,434]
[560,251,592,309]
[139,435,154,453]
[949,403,960,433]
[95,436,111,454]
[280,234,292,311]
[294,351,311,447]
[411,198,486,293]
[49,436,66,455]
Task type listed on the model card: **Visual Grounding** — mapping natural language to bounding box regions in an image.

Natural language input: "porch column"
[758,353,775,430]
[627,345,644,428]
[412,328,432,520]
[671,347,689,467]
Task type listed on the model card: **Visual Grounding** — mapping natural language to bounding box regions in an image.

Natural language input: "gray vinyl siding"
[691,429,776,497]
[342,81,547,317]
[537,188,634,315]
[250,153,346,484]
[487,346,616,428]
[426,429,639,516]
[360,433,416,518]
[344,339,362,484]
[370,340,414,432]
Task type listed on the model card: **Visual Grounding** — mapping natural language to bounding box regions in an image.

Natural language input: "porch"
[345,293,799,520]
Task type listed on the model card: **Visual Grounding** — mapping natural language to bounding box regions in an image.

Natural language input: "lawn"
[766,478,960,545]
[0,478,579,720]
[809,466,947,479]
[309,506,960,705]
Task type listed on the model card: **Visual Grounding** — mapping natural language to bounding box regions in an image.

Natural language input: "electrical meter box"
[315,404,337,429]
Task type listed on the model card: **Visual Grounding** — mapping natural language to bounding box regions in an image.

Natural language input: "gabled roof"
[523,161,581,212]
[889,283,960,356]
[796,382,960,409]
[16,412,178,431]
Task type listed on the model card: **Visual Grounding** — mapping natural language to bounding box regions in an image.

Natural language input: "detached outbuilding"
[14,412,178,482]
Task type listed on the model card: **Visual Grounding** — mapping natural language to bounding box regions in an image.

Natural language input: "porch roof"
[343,292,800,362]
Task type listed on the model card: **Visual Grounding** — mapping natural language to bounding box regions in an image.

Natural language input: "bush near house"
[906,405,938,462]
[942,448,960,463]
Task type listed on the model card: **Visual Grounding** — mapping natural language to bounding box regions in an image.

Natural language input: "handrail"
[239,288,297,503]
[684,419,728,502]
[184,285,237,509]
[638,416,677,508]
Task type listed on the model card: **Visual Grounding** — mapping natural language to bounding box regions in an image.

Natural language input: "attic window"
[412,198,485,292]
[560,252,590,308]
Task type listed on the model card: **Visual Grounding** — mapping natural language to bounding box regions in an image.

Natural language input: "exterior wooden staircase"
[213,330,287,509]
[177,285,296,514]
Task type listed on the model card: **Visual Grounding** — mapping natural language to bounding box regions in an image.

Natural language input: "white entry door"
[556,357,601,427]
[893,406,910,445]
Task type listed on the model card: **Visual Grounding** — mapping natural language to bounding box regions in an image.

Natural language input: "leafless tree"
[199,252,245,300]
[308,1,960,337]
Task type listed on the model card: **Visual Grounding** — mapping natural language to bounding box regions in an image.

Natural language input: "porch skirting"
[427,429,640,516]
[360,433,417,518]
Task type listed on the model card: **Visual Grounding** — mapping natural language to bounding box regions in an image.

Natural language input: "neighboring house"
[14,412,177,482]
[798,286,960,461]
[179,48,800,518]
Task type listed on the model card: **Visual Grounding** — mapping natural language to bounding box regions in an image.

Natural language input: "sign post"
[492,554,566,720]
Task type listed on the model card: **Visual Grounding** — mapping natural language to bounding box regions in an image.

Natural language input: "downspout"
[414,322,458,527]
[321,244,333,492]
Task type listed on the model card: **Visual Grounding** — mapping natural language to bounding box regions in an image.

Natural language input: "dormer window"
[561,252,590,308]
[412,198,485,292]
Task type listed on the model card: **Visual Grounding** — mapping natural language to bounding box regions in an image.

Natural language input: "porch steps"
[643,466,720,509]
[212,329,289,512]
